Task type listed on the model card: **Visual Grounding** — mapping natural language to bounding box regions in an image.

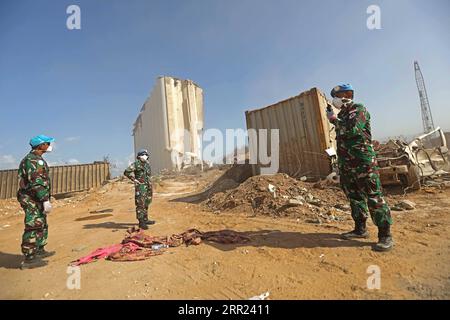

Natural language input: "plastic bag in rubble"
[151,244,169,251]
[267,184,276,198]
[249,291,270,300]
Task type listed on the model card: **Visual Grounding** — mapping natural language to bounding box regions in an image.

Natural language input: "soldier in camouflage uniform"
[17,135,56,269]
[124,149,155,230]
[326,84,394,251]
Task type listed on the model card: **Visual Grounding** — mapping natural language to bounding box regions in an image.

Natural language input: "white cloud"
[0,154,18,170]
[110,153,135,177]
[65,136,81,142]
[47,158,80,166]
[67,158,80,164]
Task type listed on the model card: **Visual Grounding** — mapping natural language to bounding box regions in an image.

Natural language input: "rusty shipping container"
[0,162,110,199]
[133,76,204,173]
[245,87,335,180]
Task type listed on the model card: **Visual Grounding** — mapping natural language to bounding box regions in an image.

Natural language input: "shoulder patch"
[38,160,44,166]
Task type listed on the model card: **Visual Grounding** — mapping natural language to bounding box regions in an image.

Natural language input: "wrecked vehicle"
[375,127,449,190]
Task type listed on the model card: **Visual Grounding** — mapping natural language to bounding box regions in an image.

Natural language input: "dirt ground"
[0,168,449,300]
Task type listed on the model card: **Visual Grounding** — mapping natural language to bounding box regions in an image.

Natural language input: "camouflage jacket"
[330,103,378,174]
[124,159,152,186]
[18,151,51,201]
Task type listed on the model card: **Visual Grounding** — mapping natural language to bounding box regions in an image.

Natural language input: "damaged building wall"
[245,87,335,180]
[133,76,204,174]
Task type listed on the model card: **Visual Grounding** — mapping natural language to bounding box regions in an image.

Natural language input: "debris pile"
[172,164,253,204]
[203,173,351,223]
[0,199,21,217]
[374,128,449,191]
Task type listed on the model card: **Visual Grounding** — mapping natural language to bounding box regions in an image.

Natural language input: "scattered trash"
[300,176,307,182]
[399,200,416,210]
[268,184,277,198]
[392,200,416,211]
[288,199,303,206]
[151,244,169,251]
[305,194,321,207]
[319,254,325,259]
[249,291,270,300]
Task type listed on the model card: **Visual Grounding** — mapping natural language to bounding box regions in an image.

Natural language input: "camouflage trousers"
[135,184,153,221]
[17,192,48,257]
[340,170,393,227]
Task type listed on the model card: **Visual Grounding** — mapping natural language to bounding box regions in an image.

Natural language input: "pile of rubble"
[0,199,21,218]
[203,173,352,223]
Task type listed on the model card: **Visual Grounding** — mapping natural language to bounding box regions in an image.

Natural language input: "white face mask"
[139,155,148,161]
[45,145,53,152]
[332,97,352,109]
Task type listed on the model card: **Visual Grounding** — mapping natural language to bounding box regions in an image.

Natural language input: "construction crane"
[414,61,435,134]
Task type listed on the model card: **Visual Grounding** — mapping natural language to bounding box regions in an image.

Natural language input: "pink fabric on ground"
[70,228,250,266]
[71,242,143,266]
[71,243,124,266]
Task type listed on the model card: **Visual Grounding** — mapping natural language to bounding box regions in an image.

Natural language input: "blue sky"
[1,0,449,173]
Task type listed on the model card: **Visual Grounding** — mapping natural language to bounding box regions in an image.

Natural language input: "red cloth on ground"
[70,228,250,266]
[71,243,140,266]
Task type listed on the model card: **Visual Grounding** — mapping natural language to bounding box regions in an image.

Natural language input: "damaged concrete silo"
[133,76,204,173]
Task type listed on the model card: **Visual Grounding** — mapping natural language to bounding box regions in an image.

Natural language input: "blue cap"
[137,149,149,156]
[330,84,354,98]
[29,135,55,148]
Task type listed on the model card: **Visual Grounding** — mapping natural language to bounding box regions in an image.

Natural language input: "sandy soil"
[0,169,449,300]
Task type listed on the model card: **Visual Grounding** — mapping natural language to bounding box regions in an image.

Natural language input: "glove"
[43,201,52,214]
[326,104,337,121]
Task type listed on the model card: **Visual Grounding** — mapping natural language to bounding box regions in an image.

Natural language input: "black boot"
[144,214,155,225]
[374,223,394,252]
[138,219,148,230]
[36,247,55,258]
[341,220,369,240]
[20,255,48,270]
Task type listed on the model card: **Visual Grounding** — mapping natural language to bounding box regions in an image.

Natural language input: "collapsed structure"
[133,76,204,173]
[375,127,449,190]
